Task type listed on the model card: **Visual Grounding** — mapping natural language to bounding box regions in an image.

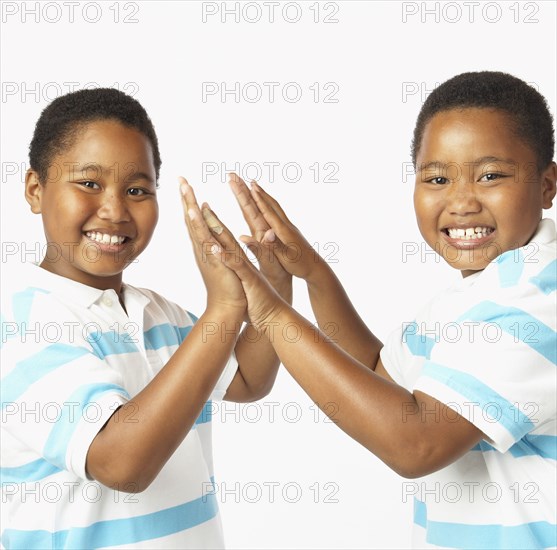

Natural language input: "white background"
[1,1,556,548]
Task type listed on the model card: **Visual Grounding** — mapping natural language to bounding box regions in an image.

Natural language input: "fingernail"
[211,244,221,255]
[264,229,276,243]
[180,182,188,196]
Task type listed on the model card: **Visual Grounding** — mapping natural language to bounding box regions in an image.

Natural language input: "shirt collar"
[20,262,118,309]
[446,217,555,291]
[530,217,556,246]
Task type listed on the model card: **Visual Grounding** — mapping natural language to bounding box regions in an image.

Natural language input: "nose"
[446,181,481,216]
[97,191,131,222]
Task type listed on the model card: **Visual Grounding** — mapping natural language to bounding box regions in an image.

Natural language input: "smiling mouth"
[442,226,495,241]
[84,231,130,245]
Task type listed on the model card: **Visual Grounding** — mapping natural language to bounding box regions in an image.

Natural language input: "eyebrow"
[72,163,156,185]
[417,156,517,173]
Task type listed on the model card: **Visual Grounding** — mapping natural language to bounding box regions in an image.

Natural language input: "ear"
[25,170,43,214]
[541,161,557,209]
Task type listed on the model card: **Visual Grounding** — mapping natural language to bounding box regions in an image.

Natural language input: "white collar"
[16,262,148,310]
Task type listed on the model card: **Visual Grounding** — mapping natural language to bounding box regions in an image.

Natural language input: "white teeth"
[447,227,493,240]
[85,231,126,245]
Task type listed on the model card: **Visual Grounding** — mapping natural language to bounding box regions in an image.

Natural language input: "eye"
[127,187,149,196]
[79,181,100,189]
[426,176,449,185]
[479,173,504,182]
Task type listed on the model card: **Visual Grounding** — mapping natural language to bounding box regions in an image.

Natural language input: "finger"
[201,203,251,264]
[249,184,295,244]
[239,233,292,279]
[179,178,218,252]
[250,182,290,221]
[228,172,269,240]
[214,236,263,287]
[179,176,201,216]
[179,176,201,232]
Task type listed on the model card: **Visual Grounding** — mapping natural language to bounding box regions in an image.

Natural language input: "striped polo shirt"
[381,218,557,549]
[1,263,237,549]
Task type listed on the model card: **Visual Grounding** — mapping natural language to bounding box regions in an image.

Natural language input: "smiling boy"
[28,119,159,296]
[414,106,554,276]
[1,89,291,549]
[199,72,557,549]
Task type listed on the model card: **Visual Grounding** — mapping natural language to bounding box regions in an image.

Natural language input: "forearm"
[266,305,478,477]
[87,306,242,491]
[229,280,292,402]
[306,259,382,369]
[232,324,280,402]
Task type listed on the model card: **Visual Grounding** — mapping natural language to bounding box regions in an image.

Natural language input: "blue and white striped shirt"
[381,218,557,549]
[1,263,237,549]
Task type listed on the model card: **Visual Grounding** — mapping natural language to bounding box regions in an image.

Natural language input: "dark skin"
[25,121,293,492]
[197,108,556,478]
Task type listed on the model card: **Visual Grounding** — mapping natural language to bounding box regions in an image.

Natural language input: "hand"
[246,181,325,282]
[193,199,287,334]
[228,173,292,304]
[179,177,246,314]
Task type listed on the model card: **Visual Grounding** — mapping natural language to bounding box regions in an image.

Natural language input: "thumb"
[240,234,282,268]
[215,239,258,283]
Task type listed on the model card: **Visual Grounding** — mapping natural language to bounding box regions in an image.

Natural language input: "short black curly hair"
[411,71,555,172]
[29,88,161,183]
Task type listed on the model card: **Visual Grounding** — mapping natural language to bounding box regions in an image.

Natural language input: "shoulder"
[493,218,556,293]
[122,283,198,326]
[1,263,54,322]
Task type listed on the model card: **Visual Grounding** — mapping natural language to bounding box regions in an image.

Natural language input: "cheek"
[414,188,441,229]
[139,203,159,234]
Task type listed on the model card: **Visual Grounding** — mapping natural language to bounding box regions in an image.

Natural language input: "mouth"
[83,231,131,248]
[441,225,495,247]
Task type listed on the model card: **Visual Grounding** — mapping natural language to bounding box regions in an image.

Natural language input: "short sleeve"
[1,295,129,482]
[412,298,556,453]
[211,351,238,401]
[184,310,238,401]
[380,320,433,391]
[379,323,409,387]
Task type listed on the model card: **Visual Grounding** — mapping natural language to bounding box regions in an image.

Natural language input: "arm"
[86,179,245,492]
[207,214,484,479]
[235,180,382,370]
[202,174,293,403]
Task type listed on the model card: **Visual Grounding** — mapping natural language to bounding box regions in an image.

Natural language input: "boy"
[0,88,291,549]
[201,72,557,549]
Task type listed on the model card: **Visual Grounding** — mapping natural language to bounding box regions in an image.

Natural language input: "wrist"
[305,256,334,290]
[269,278,293,305]
[203,302,245,323]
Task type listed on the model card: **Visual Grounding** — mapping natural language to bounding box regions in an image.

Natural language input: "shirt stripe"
[2,492,219,550]
[414,499,557,549]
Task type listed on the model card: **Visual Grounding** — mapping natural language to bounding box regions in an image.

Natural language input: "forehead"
[418,108,535,164]
[57,120,156,173]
